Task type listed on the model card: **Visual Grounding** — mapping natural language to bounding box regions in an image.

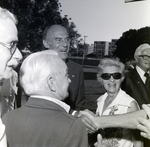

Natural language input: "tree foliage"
[0,0,81,52]
[114,26,150,63]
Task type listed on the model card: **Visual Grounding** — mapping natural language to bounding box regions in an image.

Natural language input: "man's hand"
[137,104,150,140]
[94,134,111,147]
[78,109,98,134]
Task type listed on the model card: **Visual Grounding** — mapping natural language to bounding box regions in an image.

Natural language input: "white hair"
[0,7,17,24]
[19,50,66,95]
[134,43,150,59]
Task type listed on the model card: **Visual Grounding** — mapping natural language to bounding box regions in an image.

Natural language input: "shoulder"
[117,89,136,107]
[67,59,83,69]
[125,68,138,77]
[120,89,135,100]
[56,112,86,132]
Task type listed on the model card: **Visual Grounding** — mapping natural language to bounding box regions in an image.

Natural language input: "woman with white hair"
[96,57,143,147]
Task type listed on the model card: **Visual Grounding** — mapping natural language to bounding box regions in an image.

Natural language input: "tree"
[114,26,150,63]
[0,0,81,52]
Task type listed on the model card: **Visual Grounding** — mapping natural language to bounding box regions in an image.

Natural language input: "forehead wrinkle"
[46,26,68,40]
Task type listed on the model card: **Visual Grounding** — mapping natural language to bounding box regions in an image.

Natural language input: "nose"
[61,39,68,47]
[110,75,115,81]
[13,48,23,61]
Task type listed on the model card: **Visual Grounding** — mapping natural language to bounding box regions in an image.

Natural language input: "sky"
[58,0,150,44]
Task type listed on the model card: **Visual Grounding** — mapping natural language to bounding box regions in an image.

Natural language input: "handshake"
[76,104,150,143]
[76,109,113,147]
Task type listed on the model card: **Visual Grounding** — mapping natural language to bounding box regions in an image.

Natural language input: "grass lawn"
[84,79,105,112]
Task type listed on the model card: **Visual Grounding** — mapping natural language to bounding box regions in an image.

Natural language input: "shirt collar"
[136,66,146,82]
[29,95,70,113]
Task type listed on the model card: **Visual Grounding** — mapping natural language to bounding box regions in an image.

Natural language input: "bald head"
[42,25,70,60]
[43,25,68,41]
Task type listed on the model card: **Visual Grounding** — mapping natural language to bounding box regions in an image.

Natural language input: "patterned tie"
[144,72,150,90]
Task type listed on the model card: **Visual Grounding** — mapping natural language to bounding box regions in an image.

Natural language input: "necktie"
[144,72,150,90]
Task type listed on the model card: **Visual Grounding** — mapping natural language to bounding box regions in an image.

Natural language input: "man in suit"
[122,43,150,108]
[42,25,85,113]
[0,6,23,146]
[122,43,150,147]
[2,50,88,147]
[0,9,22,116]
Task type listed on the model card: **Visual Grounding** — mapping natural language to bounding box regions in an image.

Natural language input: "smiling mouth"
[108,83,116,87]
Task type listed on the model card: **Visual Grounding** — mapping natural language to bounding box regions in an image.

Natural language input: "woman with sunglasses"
[96,57,143,147]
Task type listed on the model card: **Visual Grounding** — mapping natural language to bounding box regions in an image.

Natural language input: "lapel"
[131,69,150,102]
[66,59,75,80]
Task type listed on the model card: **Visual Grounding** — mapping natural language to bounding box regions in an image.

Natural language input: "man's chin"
[58,53,68,60]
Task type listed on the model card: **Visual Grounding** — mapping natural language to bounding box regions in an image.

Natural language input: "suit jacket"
[64,59,85,111]
[122,68,150,147]
[2,98,88,147]
[0,70,18,116]
[122,68,150,108]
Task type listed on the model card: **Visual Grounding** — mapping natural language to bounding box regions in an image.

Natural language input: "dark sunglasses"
[101,72,122,80]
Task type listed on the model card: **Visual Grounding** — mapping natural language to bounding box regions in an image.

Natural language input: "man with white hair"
[0,6,23,116]
[2,50,88,147]
[122,43,150,108]
[0,6,22,147]
[122,43,150,147]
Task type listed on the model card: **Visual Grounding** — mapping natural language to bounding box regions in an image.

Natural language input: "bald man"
[43,25,85,113]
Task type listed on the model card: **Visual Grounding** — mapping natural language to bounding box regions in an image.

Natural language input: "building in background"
[94,41,109,58]
[93,39,117,58]
[109,39,117,56]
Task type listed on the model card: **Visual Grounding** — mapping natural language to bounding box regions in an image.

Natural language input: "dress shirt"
[30,95,70,113]
[136,66,147,83]
[10,70,18,94]
[0,119,5,141]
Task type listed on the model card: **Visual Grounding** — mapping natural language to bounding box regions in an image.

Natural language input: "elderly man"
[42,25,85,113]
[122,43,150,108]
[0,7,22,147]
[0,7,22,116]
[2,50,88,147]
[121,43,150,147]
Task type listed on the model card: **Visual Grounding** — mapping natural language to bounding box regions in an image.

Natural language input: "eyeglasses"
[138,55,150,61]
[0,41,18,55]
[101,72,122,80]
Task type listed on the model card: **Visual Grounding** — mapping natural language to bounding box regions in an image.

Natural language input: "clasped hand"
[77,109,98,134]
[137,104,150,140]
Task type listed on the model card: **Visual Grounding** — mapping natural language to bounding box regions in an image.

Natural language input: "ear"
[43,40,50,48]
[47,77,56,92]
[134,56,138,62]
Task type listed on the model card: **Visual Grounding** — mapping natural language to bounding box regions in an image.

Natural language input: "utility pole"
[82,36,88,66]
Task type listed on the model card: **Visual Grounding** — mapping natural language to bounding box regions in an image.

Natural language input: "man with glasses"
[122,43,150,147]
[0,6,22,146]
[43,25,85,114]
[122,43,150,108]
[0,7,22,116]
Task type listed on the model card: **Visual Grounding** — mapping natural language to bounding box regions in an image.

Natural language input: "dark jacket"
[65,59,85,111]
[122,68,150,108]
[2,98,88,147]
